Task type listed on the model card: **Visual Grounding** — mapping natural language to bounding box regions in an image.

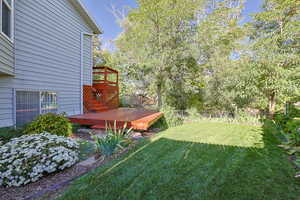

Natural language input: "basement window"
[16,91,58,126]
[41,92,58,114]
[16,91,40,126]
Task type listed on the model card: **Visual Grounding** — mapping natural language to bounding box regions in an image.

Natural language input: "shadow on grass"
[59,124,300,200]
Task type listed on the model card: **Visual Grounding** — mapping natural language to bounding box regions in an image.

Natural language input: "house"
[0,0,101,128]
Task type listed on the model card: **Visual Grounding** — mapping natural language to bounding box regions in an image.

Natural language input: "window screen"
[16,91,40,126]
[2,1,11,38]
[16,91,58,126]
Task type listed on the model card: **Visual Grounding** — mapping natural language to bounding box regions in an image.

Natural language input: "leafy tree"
[93,36,103,66]
[239,0,300,118]
[101,0,300,119]
[93,36,115,67]
[115,0,204,109]
[195,0,245,114]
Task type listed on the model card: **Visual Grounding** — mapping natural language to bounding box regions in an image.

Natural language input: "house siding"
[83,34,92,86]
[0,87,13,127]
[0,34,14,75]
[0,0,94,128]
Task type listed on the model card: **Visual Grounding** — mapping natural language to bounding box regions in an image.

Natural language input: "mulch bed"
[71,131,94,141]
[0,128,160,200]
[70,129,105,141]
[0,163,89,200]
[0,145,134,200]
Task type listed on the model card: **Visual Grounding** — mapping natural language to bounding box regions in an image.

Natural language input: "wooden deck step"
[69,108,164,131]
[131,112,163,130]
[91,112,163,131]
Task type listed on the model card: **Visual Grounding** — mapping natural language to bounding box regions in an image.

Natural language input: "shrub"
[284,119,300,145]
[0,127,25,144]
[92,134,123,157]
[92,121,132,157]
[274,105,300,130]
[287,104,300,118]
[274,112,291,130]
[234,110,260,124]
[285,119,300,133]
[23,113,72,137]
[186,107,201,121]
[158,106,184,129]
[0,133,79,187]
[77,139,96,161]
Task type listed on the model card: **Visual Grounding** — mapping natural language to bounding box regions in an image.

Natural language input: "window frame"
[14,90,58,126]
[15,90,41,126]
[40,91,58,114]
[0,0,14,43]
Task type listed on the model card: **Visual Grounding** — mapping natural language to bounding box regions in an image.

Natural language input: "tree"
[240,0,300,118]
[195,0,245,114]
[115,0,204,109]
[93,36,103,66]
[92,36,115,67]
[108,0,300,118]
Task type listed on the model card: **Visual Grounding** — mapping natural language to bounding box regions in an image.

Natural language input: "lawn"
[58,122,300,200]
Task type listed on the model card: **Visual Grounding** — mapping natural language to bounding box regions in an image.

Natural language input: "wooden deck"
[69,108,163,131]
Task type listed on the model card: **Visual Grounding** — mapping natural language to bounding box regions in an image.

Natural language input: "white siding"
[83,34,92,85]
[0,34,14,75]
[0,87,13,127]
[0,0,94,127]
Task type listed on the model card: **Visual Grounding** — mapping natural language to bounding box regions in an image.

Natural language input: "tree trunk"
[268,92,276,119]
[157,83,162,109]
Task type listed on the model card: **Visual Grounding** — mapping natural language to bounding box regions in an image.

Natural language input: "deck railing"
[93,66,118,86]
[83,66,120,113]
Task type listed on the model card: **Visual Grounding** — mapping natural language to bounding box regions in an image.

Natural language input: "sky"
[81,0,263,50]
[81,0,138,50]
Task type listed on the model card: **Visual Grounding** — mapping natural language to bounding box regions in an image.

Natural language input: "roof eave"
[69,0,102,34]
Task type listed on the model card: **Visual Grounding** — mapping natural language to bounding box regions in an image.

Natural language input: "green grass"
[58,122,300,200]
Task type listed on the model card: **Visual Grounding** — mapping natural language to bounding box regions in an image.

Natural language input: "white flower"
[0,132,79,187]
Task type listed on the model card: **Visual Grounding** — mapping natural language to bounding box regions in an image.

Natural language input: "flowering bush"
[23,113,72,137]
[0,133,79,187]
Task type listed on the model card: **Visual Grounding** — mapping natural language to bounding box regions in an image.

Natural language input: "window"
[41,92,58,114]
[16,91,40,126]
[1,0,13,40]
[16,91,58,126]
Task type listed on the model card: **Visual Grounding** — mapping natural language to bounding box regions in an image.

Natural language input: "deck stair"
[83,66,119,113]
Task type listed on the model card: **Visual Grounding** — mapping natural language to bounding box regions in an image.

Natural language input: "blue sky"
[241,0,263,23]
[81,0,263,50]
[81,0,138,49]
